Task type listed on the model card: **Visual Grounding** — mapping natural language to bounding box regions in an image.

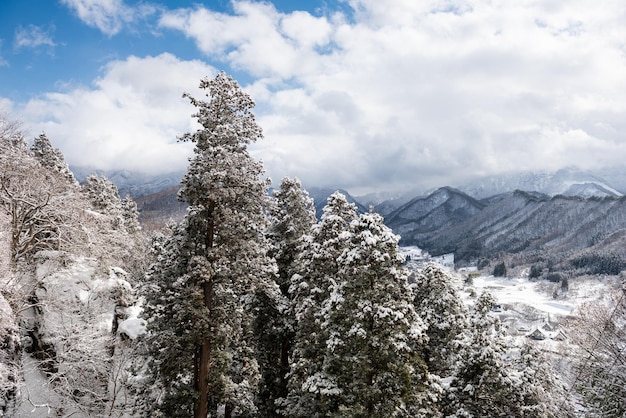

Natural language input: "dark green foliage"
[477,258,490,270]
[545,272,564,283]
[143,72,276,417]
[570,252,625,275]
[493,261,506,277]
[529,264,542,279]
[255,178,316,417]
[412,264,468,377]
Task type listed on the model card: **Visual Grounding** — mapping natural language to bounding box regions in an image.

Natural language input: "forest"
[0,72,624,417]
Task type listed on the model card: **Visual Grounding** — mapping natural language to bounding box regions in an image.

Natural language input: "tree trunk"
[195,202,215,418]
[196,333,211,418]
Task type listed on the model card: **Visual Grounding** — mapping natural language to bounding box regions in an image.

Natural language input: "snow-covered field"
[466,275,575,316]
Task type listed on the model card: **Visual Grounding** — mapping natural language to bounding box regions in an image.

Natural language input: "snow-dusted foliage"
[0,115,147,416]
[268,177,317,294]
[0,133,75,263]
[411,264,468,376]
[255,177,316,416]
[443,292,523,417]
[24,253,144,416]
[121,195,141,233]
[82,174,142,234]
[513,342,574,417]
[0,292,21,417]
[83,174,128,229]
[281,192,357,417]
[284,198,439,416]
[322,212,436,416]
[30,132,77,185]
[142,72,278,418]
[567,288,626,416]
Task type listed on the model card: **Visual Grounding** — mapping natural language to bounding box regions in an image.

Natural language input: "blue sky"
[2,0,626,194]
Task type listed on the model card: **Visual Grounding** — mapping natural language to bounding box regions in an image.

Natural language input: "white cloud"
[60,0,155,36]
[17,53,216,174]
[159,0,626,193]
[14,25,56,50]
[9,0,626,194]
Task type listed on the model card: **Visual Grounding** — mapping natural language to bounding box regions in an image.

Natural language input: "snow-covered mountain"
[457,167,623,199]
[385,187,485,245]
[307,187,369,218]
[71,166,184,198]
[377,181,626,275]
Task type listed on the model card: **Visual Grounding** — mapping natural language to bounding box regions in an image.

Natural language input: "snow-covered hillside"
[414,254,622,415]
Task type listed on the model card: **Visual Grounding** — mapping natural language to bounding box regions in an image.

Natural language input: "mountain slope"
[135,185,187,230]
[385,187,485,244]
[307,187,369,218]
[421,192,626,263]
[458,167,623,199]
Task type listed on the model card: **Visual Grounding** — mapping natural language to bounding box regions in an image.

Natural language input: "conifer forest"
[0,72,625,417]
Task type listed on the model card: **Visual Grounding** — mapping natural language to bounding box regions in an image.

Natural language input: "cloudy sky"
[1,0,626,194]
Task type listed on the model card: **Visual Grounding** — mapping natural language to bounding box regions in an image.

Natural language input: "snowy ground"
[461,273,617,320]
[465,275,575,316]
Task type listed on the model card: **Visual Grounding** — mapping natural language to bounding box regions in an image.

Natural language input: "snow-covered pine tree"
[121,195,141,233]
[268,177,316,295]
[513,342,574,417]
[411,264,468,377]
[83,175,124,227]
[280,192,357,417]
[444,292,522,417]
[30,132,77,184]
[321,212,437,417]
[143,72,278,418]
[256,177,316,416]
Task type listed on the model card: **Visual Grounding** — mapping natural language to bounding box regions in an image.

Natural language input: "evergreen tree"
[411,264,468,377]
[121,195,141,233]
[256,177,316,416]
[30,132,77,184]
[514,342,574,417]
[444,292,521,417]
[280,192,357,417]
[493,261,506,277]
[83,175,124,227]
[268,177,317,295]
[143,72,278,418]
[321,212,436,416]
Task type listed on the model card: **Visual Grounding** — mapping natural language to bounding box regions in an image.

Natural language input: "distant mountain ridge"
[307,187,369,218]
[385,187,485,244]
[385,188,626,267]
[84,165,626,270]
[71,166,184,198]
[457,167,623,199]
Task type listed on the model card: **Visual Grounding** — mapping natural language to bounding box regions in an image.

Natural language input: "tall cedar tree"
[444,292,522,417]
[256,177,316,416]
[411,264,468,377]
[280,192,357,417]
[144,72,278,418]
[321,212,436,417]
